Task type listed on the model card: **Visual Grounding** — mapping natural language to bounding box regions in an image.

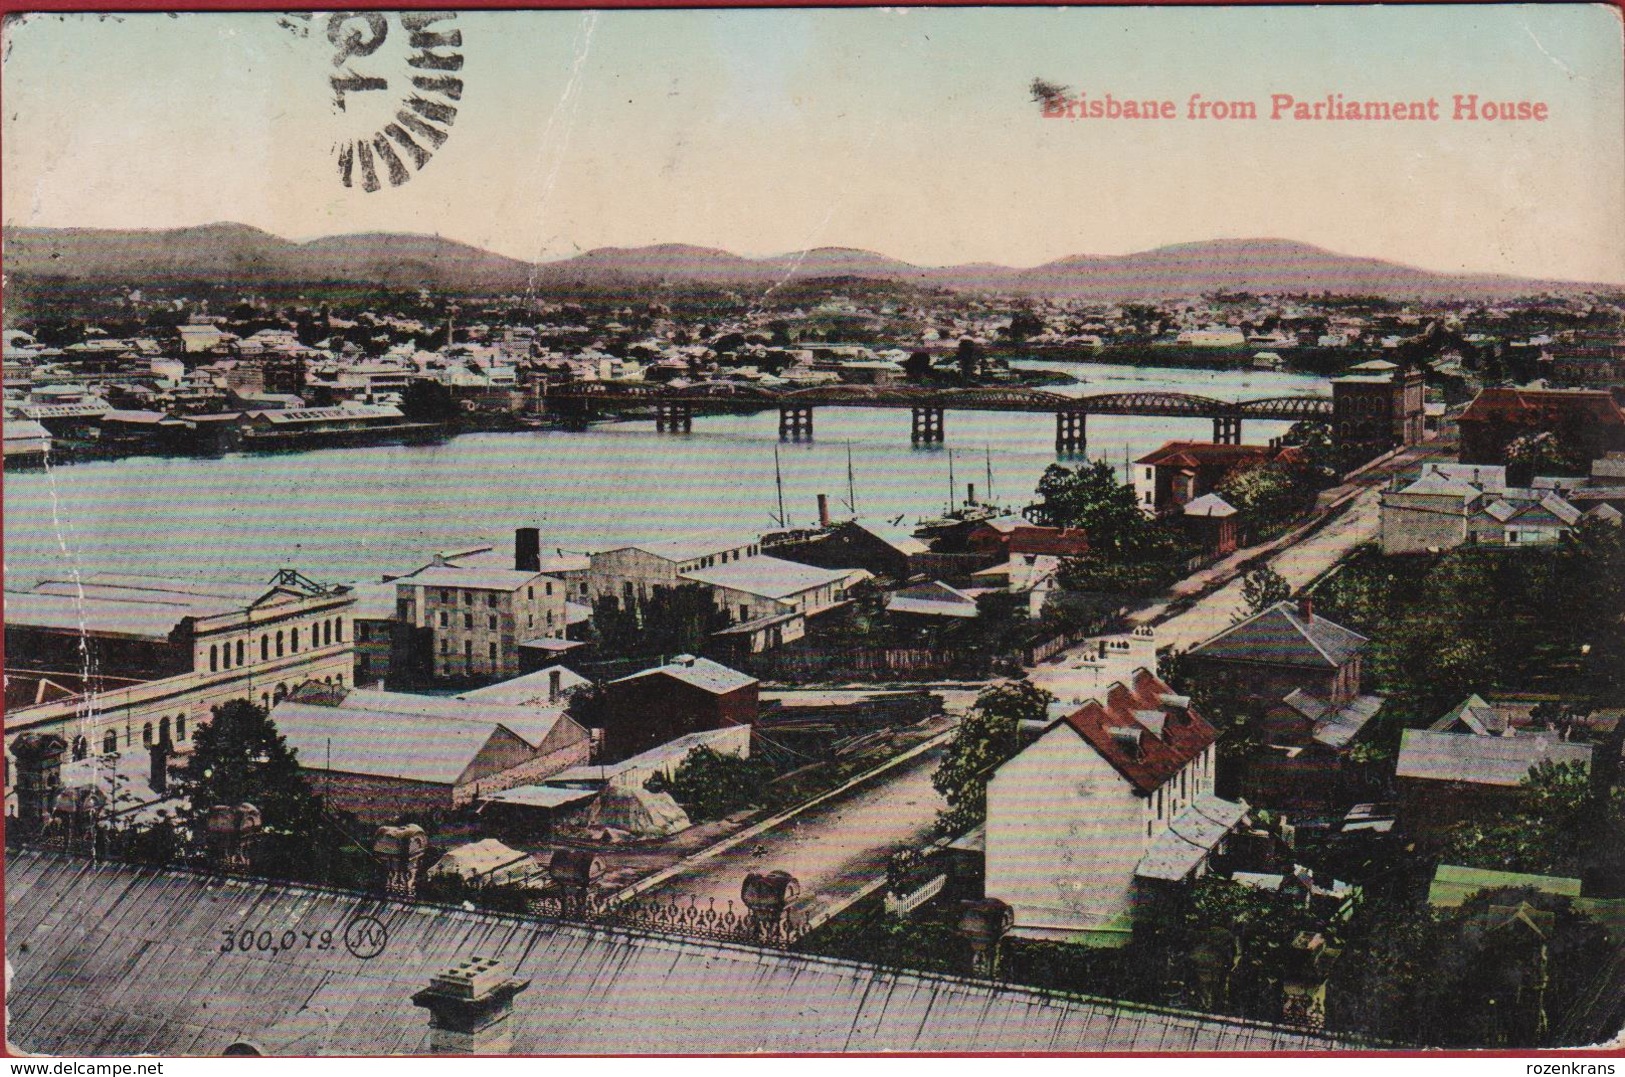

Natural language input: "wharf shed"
[4,850,1351,1055]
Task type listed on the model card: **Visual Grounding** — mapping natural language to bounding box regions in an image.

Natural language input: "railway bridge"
[543,381,1334,453]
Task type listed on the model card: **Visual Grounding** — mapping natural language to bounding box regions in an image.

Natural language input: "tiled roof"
[4,851,1349,1055]
[1459,387,1625,427]
[1190,601,1367,670]
[1061,669,1219,796]
[1134,441,1284,468]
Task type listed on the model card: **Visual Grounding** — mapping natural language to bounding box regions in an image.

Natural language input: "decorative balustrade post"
[741,870,801,945]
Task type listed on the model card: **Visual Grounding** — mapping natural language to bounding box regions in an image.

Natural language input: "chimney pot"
[413,959,531,1055]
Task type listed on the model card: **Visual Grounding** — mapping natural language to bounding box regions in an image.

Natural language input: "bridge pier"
[911,406,944,445]
[1212,416,1242,445]
[655,402,693,433]
[779,405,814,442]
[1055,410,1087,454]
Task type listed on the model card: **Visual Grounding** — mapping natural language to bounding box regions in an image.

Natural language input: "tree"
[175,699,353,882]
[399,378,459,424]
[932,679,1053,835]
[1236,565,1291,621]
[1217,461,1314,532]
[645,745,776,822]
[1025,460,1160,558]
[1505,430,1588,483]
[1440,760,1618,878]
[1004,310,1045,342]
[903,351,935,383]
[956,338,985,382]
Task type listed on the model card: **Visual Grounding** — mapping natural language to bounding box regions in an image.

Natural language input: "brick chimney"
[548,669,562,703]
[10,734,66,841]
[1299,596,1314,623]
[515,527,541,573]
[816,493,831,529]
[373,824,429,897]
[412,957,531,1055]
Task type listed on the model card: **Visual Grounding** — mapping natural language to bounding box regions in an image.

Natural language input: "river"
[2,361,1329,589]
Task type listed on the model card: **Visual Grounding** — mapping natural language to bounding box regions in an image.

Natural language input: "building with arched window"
[4,570,357,812]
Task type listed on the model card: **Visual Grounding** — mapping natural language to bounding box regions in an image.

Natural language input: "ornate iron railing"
[527,891,811,949]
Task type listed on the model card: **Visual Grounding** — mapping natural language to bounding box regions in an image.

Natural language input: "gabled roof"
[1459,387,1625,428]
[1060,669,1219,795]
[269,701,520,786]
[599,528,762,563]
[1429,693,1509,737]
[610,655,757,695]
[1180,493,1237,518]
[885,581,980,618]
[458,666,589,707]
[1395,730,1593,787]
[1134,441,1284,468]
[1189,601,1367,670]
[335,689,576,751]
[680,556,858,599]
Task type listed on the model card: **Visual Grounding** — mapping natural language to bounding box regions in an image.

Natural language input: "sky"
[3,5,1622,281]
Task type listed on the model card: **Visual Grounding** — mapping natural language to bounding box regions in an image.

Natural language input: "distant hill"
[3,224,1613,299]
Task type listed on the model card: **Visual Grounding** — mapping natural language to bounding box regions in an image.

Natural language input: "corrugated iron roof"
[1189,601,1367,671]
[4,851,1349,1055]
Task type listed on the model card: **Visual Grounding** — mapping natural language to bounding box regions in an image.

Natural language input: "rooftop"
[1395,729,1593,787]
[1189,600,1367,671]
[610,655,757,696]
[403,565,556,592]
[1136,793,1250,883]
[4,850,1347,1055]
[599,528,763,563]
[1061,669,1219,796]
[680,556,859,599]
[269,701,524,786]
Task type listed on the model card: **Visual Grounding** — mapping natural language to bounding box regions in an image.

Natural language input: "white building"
[986,667,1246,948]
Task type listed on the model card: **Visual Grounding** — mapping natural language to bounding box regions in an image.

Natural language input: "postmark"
[282,11,465,192]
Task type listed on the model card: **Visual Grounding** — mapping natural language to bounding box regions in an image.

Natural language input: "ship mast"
[985,445,994,507]
[846,440,858,517]
[774,443,787,527]
[947,447,956,511]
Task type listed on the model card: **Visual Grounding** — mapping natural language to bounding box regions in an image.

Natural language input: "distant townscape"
[5,233,1625,1055]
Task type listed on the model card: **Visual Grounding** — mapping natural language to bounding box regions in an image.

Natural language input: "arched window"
[335,673,344,687]
[290,627,299,653]
[72,736,88,761]
[261,693,271,710]
[276,630,285,657]
[273,683,288,704]
[177,714,187,742]
[335,619,344,642]
[142,722,154,747]
[159,716,170,744]
[222,644,231,670]
[325,620,333,646]
[261,635,269,661]
[103,731,118,755]
[209,644,219,672]
[236,639,245,666]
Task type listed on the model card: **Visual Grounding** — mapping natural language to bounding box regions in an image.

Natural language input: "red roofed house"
[985,668,1247,947]
[1132,441,1305,517]
[1458,388,1625,469]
